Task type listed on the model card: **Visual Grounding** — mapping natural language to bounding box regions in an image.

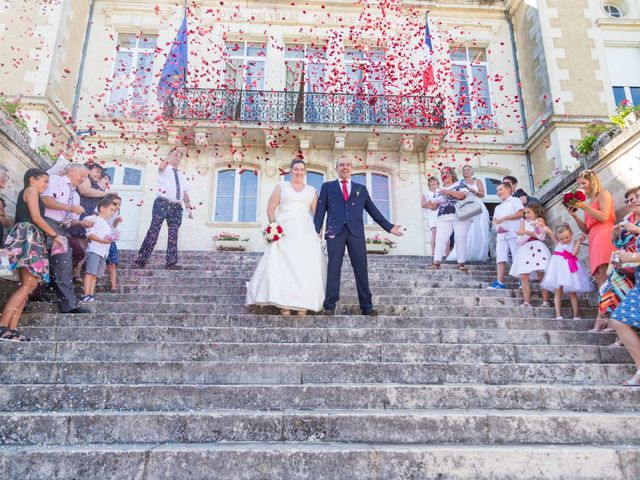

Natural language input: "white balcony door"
[102,164,145,249]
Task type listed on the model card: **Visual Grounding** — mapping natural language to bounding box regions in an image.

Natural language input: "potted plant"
[366,234,397,254]
[213,232,249,251]
[611,99,640,130]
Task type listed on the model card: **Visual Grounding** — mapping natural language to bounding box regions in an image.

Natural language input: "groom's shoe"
[362,309,378,316]
[321,308,336,316]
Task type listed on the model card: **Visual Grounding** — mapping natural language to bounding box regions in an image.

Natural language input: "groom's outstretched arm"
[364,187,394,233]
[314,183,328,234]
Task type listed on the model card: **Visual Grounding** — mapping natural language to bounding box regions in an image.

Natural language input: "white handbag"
[455,198,482,220]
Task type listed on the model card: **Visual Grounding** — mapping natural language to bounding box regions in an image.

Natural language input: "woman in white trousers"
[424,166,473,272]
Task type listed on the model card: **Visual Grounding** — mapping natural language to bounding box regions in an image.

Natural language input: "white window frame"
[213,168,259,223]
[450,46,494,129]
[612,85,640,106]
[101,165,144,192]
[352,171,392,225]
[106,33,158,117]
[284,43,328,92]
[343,48,386,95]
[224,41,267,91]
[603,3,625,18]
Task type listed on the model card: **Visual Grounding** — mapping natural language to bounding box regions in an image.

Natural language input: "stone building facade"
[0,0,637,254]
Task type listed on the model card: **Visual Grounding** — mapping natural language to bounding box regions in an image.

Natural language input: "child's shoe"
[81,295,96,302]
[487,280,506,290]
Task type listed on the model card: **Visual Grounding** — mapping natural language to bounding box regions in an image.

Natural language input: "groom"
[314,156,403,316]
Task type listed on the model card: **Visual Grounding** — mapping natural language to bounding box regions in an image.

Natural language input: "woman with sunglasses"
[424,166,472,272]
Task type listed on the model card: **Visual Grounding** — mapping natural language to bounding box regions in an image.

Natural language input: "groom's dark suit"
[314,179,394,313]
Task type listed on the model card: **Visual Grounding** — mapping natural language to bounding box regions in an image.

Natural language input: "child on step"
[541,223,594,319]
[488,182,525,290]
[82,197,117,302]
[104,193,122,293]
[509,203,551,307]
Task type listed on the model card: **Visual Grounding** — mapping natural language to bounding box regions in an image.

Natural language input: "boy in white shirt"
[82,198,117,302]
[488,182,524,290]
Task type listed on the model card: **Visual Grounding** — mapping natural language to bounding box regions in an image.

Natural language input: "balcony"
[163,88,445,129]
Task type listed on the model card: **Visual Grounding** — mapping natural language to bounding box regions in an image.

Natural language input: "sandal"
[0,326,14,341]
[9,329,30,342]
[457,264,468,272]
[623,370,640,387]
[427,263,441,270]
[280,309,291,316]
[297,310,307,316]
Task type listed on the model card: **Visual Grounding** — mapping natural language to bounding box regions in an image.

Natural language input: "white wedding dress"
[447,178,490,262]
[246,181,327,311]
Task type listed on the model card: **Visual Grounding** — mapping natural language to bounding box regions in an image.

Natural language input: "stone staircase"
[0,251,639,479]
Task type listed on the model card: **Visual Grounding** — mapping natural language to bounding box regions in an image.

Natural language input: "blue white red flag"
[157,6,188,103]
[423,12,435,89]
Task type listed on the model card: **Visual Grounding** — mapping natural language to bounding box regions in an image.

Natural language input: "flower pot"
[366,243,389,254]
[215,239,247,251]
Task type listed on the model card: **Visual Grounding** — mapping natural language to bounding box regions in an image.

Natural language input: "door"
[102,164,145,249]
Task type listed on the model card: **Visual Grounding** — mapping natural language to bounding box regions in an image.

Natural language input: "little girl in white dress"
[509,204,551,307]
[540,223,594,319]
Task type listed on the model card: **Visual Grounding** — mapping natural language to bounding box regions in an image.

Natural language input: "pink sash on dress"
[553,250,579,273]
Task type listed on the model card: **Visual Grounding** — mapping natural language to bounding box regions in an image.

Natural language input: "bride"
[246,158,326,315]
[447,165,490,262]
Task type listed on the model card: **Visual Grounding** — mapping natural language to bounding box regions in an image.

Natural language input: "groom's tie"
[341,180,349,202]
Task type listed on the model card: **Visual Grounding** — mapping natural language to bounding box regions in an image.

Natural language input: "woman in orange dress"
[567,169,615,332]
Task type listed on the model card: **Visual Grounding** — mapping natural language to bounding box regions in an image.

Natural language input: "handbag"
[455,197,482,220]
[0,249,19,282]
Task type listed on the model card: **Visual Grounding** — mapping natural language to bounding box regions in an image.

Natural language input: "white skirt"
[540,254,594,293]
[509,240,551,276]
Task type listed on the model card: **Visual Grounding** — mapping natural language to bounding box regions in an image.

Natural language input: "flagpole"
[184,0,188,85]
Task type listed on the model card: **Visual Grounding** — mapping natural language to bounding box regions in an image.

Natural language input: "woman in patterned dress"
[0,169,65,341]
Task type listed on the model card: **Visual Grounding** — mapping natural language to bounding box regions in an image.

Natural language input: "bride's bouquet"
[264,223,284,243]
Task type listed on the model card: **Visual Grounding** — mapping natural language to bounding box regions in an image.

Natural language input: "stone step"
[2,361,634,386]
[0,341,630,363]
[2,384,638,413]
[24,302,598,317]
[81,293,571,309]
[17,325,616,346]
[99,278,492,289]
[21,313,598,331]
[2,443,637,480]
[2,410,639,446]
[102,269,513,280]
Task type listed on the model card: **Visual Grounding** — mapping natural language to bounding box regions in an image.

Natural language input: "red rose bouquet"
[264,223,284,243]
[562,189,586,207]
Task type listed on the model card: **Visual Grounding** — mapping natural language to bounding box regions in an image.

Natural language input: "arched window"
[214,169,258,222]
[283,170,325,192]
[603,3,625,18]
[351,172,391,224]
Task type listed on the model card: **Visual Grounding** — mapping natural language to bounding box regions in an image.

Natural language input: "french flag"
[423,12,435,89]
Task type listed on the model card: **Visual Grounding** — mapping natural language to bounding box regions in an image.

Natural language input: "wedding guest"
[608,245,640,386]
[488,182,524,289]
[421,176,440,256]
[135,146,193,269]
[81,198,117,302]
[0,169,65,341]
[41,163,92,314]
[425,166,472,272]
[448,164,490,262]
[567,169,615,331]
[99,172,111,191]
[509,203,551,307]
[599,187,640,317]
[104,193,123,292]
[69,162,109,282]
[541,223,594,320]
[503,175,533,206]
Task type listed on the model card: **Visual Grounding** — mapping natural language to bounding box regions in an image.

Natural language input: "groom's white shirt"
[338,178,352,196]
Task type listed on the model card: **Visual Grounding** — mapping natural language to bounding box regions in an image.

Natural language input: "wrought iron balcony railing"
[163,88,445,129]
